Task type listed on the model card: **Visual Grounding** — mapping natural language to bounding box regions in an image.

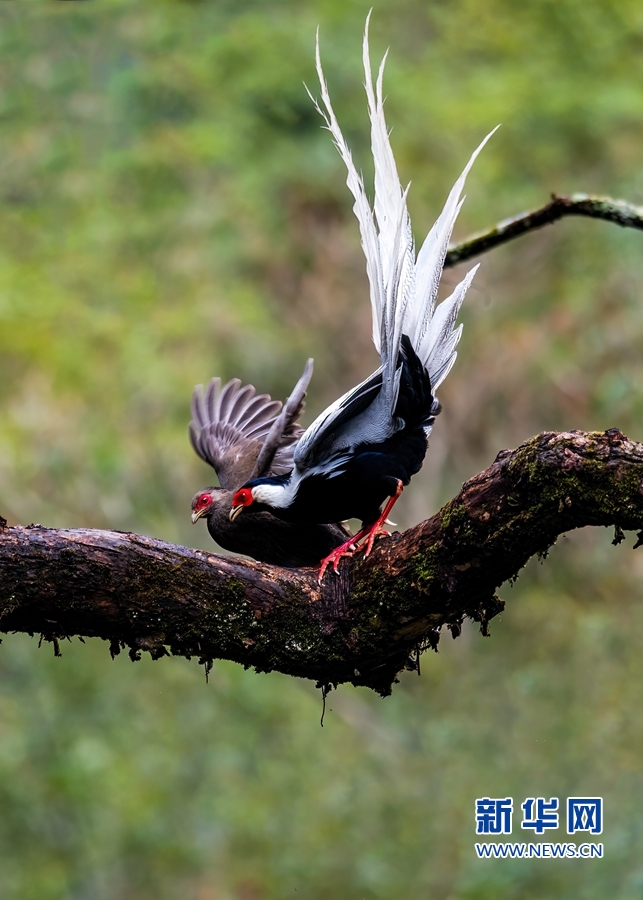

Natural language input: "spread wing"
[293,21,496,476]
[293,368,386,471]
[189,364,312,490]
[311,21,496,413]
[250,359,313,479]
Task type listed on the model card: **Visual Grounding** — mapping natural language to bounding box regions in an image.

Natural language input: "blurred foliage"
[1,0,643,897]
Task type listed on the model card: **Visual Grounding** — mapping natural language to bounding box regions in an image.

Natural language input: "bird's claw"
[317,483,404,580]
[317,540,359,581]
[363,527,391,557]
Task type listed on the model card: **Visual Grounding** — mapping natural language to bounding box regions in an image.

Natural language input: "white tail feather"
[419,265,479,390]
[309,29,385,354]
[314,18,498,409]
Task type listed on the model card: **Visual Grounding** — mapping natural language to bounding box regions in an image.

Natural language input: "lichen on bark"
[1,429,642,695]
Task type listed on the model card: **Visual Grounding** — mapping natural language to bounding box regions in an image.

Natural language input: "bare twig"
[445,194,643,267]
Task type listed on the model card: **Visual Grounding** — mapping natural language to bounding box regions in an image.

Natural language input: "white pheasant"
[230,18,497,577]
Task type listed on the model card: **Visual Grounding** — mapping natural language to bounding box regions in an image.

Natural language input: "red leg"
[362,480,404,557]
[317,480,404,580]
[317,526,370,581]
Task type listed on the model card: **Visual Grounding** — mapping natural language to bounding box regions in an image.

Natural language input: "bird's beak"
[229,504,244,522]
[191,509,205,524]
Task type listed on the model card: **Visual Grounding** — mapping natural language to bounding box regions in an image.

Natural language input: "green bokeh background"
[1,1,643,897]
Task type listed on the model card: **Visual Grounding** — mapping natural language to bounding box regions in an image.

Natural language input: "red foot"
[317,480,404,580]
[362,480,404,557]
[317,527,368,581]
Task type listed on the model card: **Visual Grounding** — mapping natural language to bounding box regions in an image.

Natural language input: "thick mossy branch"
[1,429,642,695]
[445,194,643,267]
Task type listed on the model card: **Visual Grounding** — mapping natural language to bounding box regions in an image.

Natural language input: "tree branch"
[445,194,643,267]
[1,428,642,695]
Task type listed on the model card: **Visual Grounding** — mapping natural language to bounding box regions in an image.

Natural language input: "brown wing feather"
[189,364,313,490]
[251,359,313,478]
[189,378,283,490]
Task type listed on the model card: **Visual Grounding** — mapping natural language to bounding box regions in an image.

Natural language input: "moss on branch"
[1,429,642,695]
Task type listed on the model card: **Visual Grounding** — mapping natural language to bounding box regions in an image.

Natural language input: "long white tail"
[311,15,497,402]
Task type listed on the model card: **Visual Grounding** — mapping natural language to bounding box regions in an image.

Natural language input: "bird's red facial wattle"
[229,487,254,522]
[191,491,213,524]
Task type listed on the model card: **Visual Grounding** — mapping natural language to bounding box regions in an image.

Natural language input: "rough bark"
[1,429,642,695]
[445,193,643,267]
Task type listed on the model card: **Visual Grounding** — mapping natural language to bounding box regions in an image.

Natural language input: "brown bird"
[190,361,349,567]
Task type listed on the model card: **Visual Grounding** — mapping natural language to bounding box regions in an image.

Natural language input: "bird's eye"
[198,495,209,508]
[232,487,254,507]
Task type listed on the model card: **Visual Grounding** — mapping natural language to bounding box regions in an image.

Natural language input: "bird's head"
[229,486,255,521]
[191,489,216,523]
[229,477,291,521]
